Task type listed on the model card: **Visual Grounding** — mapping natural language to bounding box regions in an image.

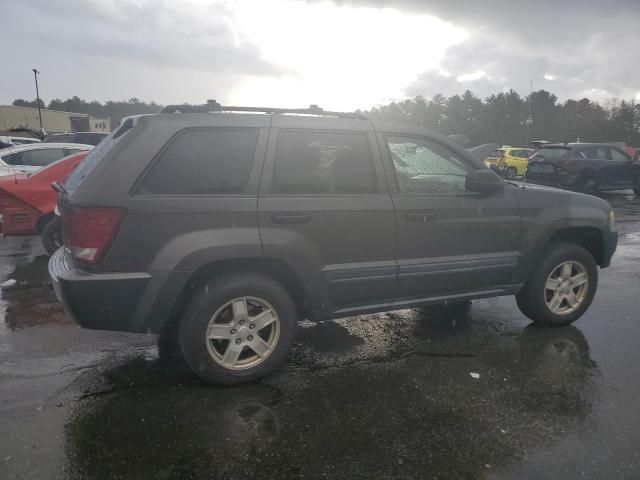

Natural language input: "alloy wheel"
[544,261,589,315]
[205,297,280,370]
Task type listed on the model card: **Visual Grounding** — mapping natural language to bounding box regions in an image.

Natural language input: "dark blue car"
[526,143,640,194]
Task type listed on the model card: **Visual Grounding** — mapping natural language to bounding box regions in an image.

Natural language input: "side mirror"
[466,169,505,195]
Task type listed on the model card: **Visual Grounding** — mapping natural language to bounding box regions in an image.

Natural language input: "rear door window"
[139,129,258,195]
[271,131,376,194]
[20,148,66,166]
[582,146,608,160]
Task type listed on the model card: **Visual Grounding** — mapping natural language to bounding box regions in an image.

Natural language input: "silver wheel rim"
[544,261,589,315]
[205,296,280,370]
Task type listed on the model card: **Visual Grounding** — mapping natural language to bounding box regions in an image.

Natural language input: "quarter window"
[2,152,23,165]
[271,131,376,194]
[609,148,629,162]
[140,129,258,195]
[386,136,472,194]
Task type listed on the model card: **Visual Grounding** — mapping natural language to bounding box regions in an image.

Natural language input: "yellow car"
[484,147,535,178]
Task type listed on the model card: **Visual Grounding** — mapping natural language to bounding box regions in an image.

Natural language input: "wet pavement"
[2,191,640,479]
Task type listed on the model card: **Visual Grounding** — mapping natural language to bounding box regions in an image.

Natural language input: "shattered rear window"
[64,118,134,191]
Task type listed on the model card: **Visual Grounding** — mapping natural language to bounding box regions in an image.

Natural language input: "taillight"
[62,207,125,265]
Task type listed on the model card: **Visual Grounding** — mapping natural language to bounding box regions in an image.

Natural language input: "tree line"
[363,90,640,147]
[12,90,640,147]
[12,97,162,129]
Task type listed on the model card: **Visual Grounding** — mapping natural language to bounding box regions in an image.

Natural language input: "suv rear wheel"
[179,273,297,385]
[516,242,598,326]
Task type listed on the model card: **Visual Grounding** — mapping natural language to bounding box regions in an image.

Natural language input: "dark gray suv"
[49,103,618,385]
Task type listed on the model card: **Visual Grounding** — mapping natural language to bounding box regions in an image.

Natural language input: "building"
[0,105,111,134]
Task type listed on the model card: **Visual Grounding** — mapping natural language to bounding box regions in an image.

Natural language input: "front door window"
[386,136,472,195]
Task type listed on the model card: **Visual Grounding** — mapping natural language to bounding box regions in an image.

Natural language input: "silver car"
[0,143,92,176]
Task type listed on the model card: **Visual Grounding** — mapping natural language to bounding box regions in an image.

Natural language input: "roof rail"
[160,100,367,120]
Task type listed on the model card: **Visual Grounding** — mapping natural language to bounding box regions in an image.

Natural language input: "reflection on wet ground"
[1,191,640,479]
[63,312,596,480]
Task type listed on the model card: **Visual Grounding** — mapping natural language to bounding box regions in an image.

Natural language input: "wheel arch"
[545,227,605,266]
[160,256,316,337]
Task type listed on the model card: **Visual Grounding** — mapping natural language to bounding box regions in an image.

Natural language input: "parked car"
[0,143,92,177]
[623,146,640,162]
[0,135,41,149]
[484,146,535,178]
[49,104,618,385]
[44,132,108,146]
[0,151,88,254]
[526,143,640,194]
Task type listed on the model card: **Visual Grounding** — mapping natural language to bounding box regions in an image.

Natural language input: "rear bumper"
[49,248,154,332]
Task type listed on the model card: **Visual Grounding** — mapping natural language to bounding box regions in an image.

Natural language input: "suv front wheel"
[179,273,297,385]
[516,242,598,326]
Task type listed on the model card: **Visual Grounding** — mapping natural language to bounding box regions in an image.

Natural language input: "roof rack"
[160,100,367,120]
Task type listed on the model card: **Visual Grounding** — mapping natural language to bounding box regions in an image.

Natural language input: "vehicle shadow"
[63,304,598,480]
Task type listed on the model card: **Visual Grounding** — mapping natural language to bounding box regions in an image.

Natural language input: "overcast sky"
[3,0,639,111]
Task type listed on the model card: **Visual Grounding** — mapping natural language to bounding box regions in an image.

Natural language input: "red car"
[0,151,88,254]
[624,146,640,161]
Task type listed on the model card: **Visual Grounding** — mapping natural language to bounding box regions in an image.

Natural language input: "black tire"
[41,216,63,255]
[634,178,640,196]
[516,242,598,326]
[506,166,518,179]
[578,175,598,195]
[179,273,297,385]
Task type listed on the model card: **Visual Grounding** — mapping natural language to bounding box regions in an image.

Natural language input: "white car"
[0,143,92,177]
[0,135,41,148]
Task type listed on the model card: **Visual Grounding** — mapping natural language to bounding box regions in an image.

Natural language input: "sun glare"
[226,0,467,110]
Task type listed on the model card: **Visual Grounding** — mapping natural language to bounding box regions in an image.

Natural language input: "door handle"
[405,211,437,222]
[271,213,311,224]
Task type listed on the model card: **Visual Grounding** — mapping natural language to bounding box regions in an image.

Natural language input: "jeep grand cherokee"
[49,103,618,385]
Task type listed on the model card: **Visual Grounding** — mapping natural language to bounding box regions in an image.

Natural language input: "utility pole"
[32,68,43,132]
[526,79,533,145]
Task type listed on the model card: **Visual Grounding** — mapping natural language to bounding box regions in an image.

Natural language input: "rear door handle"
[271,213,311,224]
[406,211,437,222]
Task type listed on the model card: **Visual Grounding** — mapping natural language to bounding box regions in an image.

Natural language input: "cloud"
[1,0,291,106]
[322,0,640,101]
[7,0,284,76]
[3,0,639,108]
